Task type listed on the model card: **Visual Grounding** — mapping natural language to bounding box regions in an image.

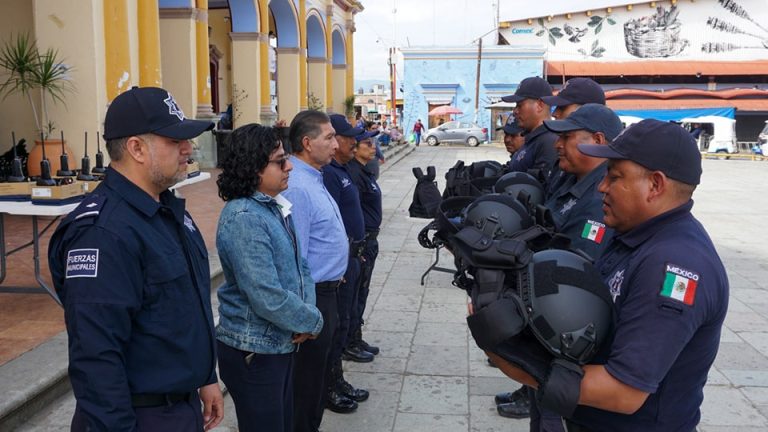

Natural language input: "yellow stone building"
[0,0,362,167]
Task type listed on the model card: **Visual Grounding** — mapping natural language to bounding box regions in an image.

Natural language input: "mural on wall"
[624,5,687,58]
[702,0,768,53]
[499,0,768,61]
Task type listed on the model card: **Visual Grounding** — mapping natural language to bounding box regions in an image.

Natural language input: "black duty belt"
[316,280,341,290]
[365,230,379,241]
[131,392,193,408]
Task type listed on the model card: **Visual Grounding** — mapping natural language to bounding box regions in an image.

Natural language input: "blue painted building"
[401,45,545,139]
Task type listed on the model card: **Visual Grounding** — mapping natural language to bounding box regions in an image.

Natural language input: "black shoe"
[358,339,380,355]
[337,379,370,402]
[342,345,374,363]
[326,390,358,413]
[496,392,530,419]
[494,386,527,405]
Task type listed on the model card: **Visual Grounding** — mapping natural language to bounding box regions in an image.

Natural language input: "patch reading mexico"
[581,220,606,243]
[660,263,699,305]
[66,249,99,278]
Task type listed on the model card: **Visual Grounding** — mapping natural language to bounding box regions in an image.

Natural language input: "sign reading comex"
[66,248,99,278]
[510,28,534,34]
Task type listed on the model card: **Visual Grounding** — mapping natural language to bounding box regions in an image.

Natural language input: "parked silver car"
[425,121,487,147]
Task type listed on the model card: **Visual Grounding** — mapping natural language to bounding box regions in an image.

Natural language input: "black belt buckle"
[131,392,192,408]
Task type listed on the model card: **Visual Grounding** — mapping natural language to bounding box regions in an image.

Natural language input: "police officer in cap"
[323,114,372,414]
[345,128,383,362]
[497,114,525,172]
[542,104,623,260]
[488,119,729,432]
[48,86,224,431]
[541,77,607,198]
[501,76,558,177]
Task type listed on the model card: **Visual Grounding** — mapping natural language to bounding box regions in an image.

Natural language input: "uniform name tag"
[66,249,99,278]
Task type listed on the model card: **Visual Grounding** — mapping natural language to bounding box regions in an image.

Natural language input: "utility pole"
[474,37,482,123]
[388,47,397,127]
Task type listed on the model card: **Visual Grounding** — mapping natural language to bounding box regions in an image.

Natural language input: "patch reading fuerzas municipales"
[65,249,99,278]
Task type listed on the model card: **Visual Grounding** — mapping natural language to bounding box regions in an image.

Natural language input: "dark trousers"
[217,341,294,432]
[71,393,203,431]
[350,237,378,336]
[293,282,339,432]
[529,387,566,432]
[327,257,361,379]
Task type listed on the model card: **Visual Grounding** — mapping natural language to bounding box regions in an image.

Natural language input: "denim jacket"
[216,191,323,354]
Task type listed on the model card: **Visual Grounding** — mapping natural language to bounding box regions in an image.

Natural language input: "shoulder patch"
[72,194,107,221]
[66,248,99,278]
[581,220,606,243]
[660,263,699,305]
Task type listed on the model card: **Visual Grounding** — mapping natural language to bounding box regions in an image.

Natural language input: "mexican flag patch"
[661,263,699,305]
[581,220,606,243]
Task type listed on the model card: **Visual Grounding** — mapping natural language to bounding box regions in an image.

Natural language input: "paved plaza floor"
[16,144,768,431]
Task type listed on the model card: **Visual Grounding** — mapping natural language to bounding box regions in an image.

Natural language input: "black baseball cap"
[578,119,702,185]
[330,114,364,137]
[542,78,606,108]
[543,104,623,141]
[495,114,524,135]
[355,130,379,142]
[103,86,214,140]
[501,77,553,103]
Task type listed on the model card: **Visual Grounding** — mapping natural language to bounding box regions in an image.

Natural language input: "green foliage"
[343,95,356,118]
[0,33,74,136]
[308,92,323,111]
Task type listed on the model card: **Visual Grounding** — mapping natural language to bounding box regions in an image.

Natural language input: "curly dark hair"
[217,123,282,201]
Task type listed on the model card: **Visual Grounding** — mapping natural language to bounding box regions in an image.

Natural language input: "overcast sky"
[353,0,627,81]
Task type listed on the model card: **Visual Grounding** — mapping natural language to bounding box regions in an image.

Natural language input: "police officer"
[497,114,525,172]
[501,76,558,177]
[48,86,224,431]
[542,104,623,260]
[323,114,371,414]
[346,130,383,361]
[541,77,607,198]
[488,119,729,432]
[284,110,348,432]
[542,77,606,121]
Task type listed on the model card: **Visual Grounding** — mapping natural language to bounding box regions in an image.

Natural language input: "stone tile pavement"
[18,144,768,431]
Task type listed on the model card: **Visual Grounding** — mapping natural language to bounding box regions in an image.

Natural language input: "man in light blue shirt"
[283,110,349,432]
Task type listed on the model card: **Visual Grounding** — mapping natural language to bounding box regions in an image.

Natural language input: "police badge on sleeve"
[66,249,99,278]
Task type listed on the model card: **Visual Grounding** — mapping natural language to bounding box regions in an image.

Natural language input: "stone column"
[104,0,132,100]
[159,7,197,117]
[298,0,308,111]
[346,20,354,100]
[258,0,274,124]
[195,0,213,116]
[276,48,301,122]
[137,0,162,87]
[325,4,333,111]
[332,64,346,115]
[307,57,327,111]
[229,32,262,127]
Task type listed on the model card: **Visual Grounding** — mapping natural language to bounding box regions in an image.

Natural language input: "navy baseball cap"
[578,119,702,185]
[501,77,553,103]
[496,114,524,135]
[543,104,623,141]
[330,114,363,137]
[542,78,606,108]
[355,130,379,142]
[103,87,214,140]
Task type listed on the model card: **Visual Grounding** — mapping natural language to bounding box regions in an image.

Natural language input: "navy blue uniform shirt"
[543,162,613,260]
[507,124,557,175]
[323,159,365,242]
[347,159,382,232]
[48,168,217,430]
[570,201,729,432]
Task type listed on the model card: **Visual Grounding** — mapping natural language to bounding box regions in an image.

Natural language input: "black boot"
[325,390,358,413]
[352,327,380,355]
[342,345,374,363]
[495,386,530,419]
[336,377,370,402]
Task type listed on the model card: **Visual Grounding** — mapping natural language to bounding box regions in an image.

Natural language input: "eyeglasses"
[268,156,290,170]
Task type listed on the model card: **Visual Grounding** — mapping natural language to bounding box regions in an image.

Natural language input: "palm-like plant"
[0,33,74,137]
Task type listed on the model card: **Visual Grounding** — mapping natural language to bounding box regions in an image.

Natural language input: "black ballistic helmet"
[434,196,476,242]
[518,249,613,364]
[470,160,503,178]
[493,172,545,207]
[463,194,533,238]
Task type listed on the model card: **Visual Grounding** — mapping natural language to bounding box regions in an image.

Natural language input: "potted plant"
[0,33,75,176]
[343,95,356,122]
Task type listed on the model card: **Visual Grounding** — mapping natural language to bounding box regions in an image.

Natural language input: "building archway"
[269,0,301,120]
[306,11,327,110]
[331,27,347,114]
